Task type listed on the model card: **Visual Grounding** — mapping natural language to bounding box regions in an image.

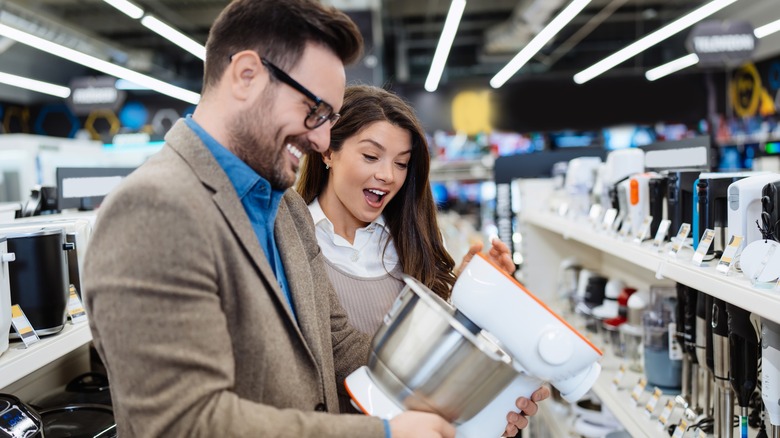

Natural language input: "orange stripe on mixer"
[474,253,603,356]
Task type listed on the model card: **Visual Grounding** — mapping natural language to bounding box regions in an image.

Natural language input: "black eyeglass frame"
[257,57,340,130]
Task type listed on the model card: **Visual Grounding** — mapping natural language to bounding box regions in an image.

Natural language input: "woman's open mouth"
[364,188,387,207]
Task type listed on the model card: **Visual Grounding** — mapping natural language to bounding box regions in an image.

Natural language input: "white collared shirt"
[308,198,399,278]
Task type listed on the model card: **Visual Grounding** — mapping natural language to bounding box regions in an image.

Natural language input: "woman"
[296,84,514,335]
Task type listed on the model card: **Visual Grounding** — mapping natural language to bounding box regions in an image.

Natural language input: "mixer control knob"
[538,329,573,365]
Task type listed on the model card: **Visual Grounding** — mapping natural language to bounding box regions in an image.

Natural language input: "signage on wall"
[67,76,126,116]
[687,20,757,67]
[729,63,778,118]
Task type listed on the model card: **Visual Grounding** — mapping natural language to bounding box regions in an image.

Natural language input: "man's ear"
[226,50,267,101]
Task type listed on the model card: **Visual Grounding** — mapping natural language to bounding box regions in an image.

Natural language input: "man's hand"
[503,386,551,437]
[390,411,455,438]
[455,238,515,277]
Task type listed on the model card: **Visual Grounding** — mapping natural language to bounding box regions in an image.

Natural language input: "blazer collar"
[163,120,303,331]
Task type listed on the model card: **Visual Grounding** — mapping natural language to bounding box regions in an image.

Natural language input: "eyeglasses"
[260,57,340,130]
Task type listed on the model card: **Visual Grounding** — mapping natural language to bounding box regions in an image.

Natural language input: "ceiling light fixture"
[424,0,466,92]
[490,0,592,89]
[573,0,739,84]
[0,71,71,98]
[141,15,206,61]
[754,17,780,39]
[0,23,200,104]
[102,0,144,20]
[644,16,780,81]
[645,53,700,81]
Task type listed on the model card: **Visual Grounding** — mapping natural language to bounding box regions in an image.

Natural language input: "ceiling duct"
[484,0,568,54]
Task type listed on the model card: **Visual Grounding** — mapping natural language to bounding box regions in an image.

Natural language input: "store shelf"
[592,355,680,438]
[523,210,780,324]
[0,322,92,389]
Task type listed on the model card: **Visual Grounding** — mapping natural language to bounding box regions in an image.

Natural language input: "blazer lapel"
[164,120,301,328]
[275,198,324,367]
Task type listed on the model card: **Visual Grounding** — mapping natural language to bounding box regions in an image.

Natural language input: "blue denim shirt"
[185,116,296,321]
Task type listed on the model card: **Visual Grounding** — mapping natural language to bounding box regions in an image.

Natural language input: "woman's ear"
[322,150,333,167]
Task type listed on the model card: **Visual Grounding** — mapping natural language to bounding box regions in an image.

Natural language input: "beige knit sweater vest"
[323,258,405,336]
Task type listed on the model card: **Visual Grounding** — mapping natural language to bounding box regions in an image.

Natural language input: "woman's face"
[320,120,411,233]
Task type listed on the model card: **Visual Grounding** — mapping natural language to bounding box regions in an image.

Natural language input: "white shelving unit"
[0,322,92,390]
[523,210,780,322]
[521,207,771,438]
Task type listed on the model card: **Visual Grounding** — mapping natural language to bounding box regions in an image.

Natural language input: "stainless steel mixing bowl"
[368,275,519,423]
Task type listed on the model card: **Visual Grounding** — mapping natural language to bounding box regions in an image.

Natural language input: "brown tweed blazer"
[84,119,383,437]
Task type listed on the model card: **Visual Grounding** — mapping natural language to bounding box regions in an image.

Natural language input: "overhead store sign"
[687,21,757,67]
[67,76,126,116]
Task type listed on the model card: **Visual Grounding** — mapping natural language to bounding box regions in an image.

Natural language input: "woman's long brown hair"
[296,85,456,299]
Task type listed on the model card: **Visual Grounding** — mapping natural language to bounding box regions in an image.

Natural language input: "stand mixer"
[345,254,603,437]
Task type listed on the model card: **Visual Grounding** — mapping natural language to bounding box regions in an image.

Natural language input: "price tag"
[653,219,672,249]
[658,399,675,426]
[612,363,626,388]
[612,212,625,233]
[691,229,715,266]
[602,208,618,231]
[10,304,40,347]
[589,204,603,225]
[668,322,684,360]
[645,387,663,416]
[619,218,633,239]
[716,235,743,274]
[634,216,654,243]
[558,203,569,217]
[672,419,688,438]
[630,377,647,404]
[669,223,691,258]
[67,285,88,324]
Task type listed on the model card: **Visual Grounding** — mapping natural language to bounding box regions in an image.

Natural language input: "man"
[84,0,547,436]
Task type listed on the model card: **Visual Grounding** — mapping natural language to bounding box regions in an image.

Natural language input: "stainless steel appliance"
[6,229,73,336]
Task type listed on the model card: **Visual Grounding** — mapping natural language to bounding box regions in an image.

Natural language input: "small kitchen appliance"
[0,238,14,356]
[727,174,780,251]
[345,254,602,437]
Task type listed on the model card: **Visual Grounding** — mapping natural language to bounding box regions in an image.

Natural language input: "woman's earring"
[325,164,330,170]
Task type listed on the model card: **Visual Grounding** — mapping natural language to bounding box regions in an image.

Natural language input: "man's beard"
[229,91,301,190]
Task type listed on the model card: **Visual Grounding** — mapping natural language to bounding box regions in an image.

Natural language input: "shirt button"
[314,403,327,412]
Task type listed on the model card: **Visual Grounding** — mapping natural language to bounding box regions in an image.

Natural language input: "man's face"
[229,43,346,190]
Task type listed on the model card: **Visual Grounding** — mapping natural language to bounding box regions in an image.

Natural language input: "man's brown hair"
[202,0,363,93]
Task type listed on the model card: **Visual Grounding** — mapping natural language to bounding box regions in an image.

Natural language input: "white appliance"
[727,173,780,251]
[0,237,15,357]
[627,172,662,236]
[346,254,602,437]
[565,157,602,217]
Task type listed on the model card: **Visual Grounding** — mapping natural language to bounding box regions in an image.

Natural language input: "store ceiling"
[0,0,778,105]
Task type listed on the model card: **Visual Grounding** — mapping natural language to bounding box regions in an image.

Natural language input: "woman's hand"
[454,238,515,277]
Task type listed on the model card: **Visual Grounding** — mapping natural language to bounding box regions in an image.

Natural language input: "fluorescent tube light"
[0,23,200,104]
[141,15,206,61]
[754,17,780,39]
[114,79,149,90]
[491,0,591,89]
[424,0,466,92]
[645,53,699,81]
[0,71,71,98]
[102,0,144,20]
[643,16,780,81]
[573,0,738,84]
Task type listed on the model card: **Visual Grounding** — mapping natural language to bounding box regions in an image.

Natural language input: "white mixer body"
[451,254,603,402]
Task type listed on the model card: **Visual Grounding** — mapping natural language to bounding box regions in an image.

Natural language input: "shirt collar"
[308,197,387,232]
[184,116,277,201]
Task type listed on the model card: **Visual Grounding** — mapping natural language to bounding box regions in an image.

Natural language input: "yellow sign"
[451,91,492,135]
[731,63,760,118]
